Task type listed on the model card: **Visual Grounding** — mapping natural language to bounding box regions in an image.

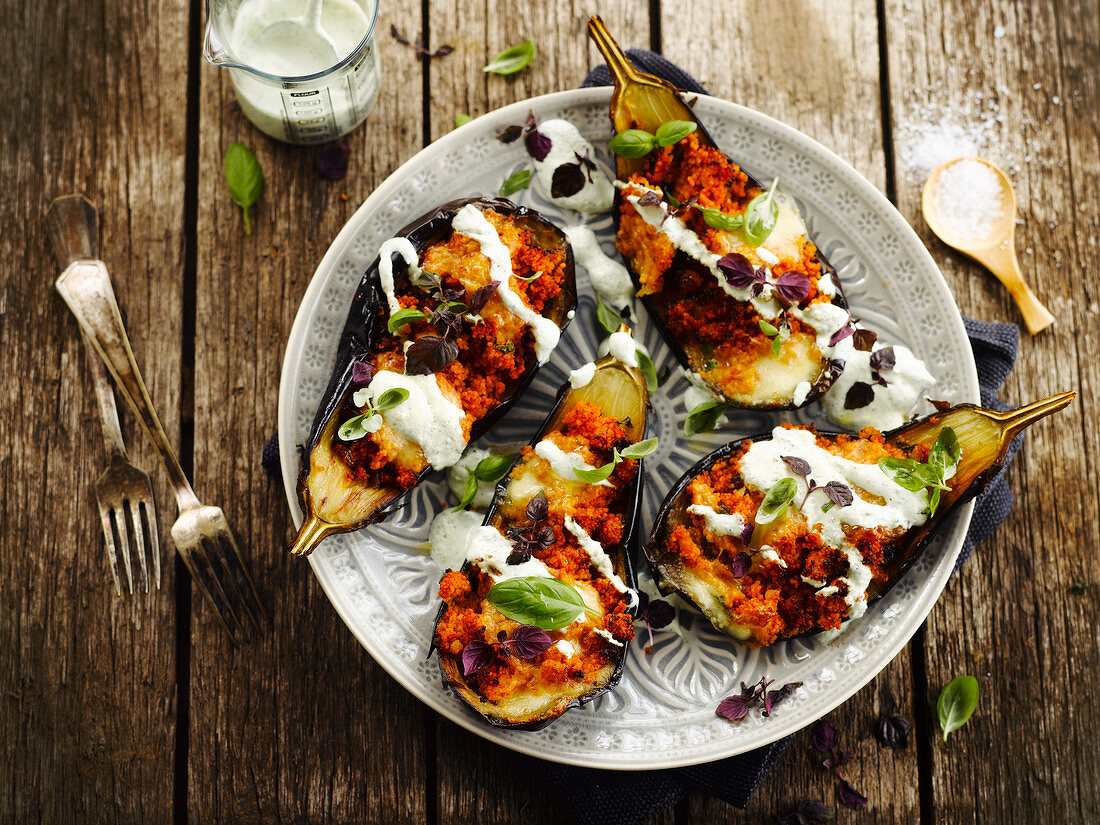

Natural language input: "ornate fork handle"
[55,260,201,512]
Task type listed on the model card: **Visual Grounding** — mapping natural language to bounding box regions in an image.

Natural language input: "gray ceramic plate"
[278,87,978,769]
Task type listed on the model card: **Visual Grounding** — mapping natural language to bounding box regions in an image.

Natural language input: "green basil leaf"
[636,349,658,393]
[499,168,531,197]
[697,206,744,232]
[573,461,617,484]
[487,577,592,630]
[937,674,979,741]
[455,472,479,511]
[684,400,726,437]
[662,186,680,208]
[596,298,623,336]
[224,143,264,236]
[374,387,410,412]
[482,39,536,75]
[654,120,697,147]
[608,129,658,158]
[514,269,543,283]
[387,307,428,334]
[619,437,659,460]
[928,486,942,516]
[337,412,381,442]
[474,453,513,483]
[756,478,798,524]
[758,319,779,337]
[455,113,473,127]
[742,177,780,246]
[929,426,962,471]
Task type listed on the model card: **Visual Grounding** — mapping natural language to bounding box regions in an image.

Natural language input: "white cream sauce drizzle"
[354,370,467,468]
[568,361,596,389]
[451,204,561,363]
[429,509,483,571]
[465,525,555,582]
[686,504,745,537]
[563,224,634,308]
[534,439,613,487]
[563,517,637,606]
[606,331,639,367]
[532,120,616,214]
[739,426,932,615]
[378,237,423,317]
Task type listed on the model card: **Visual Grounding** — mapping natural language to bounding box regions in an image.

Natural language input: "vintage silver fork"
[51,195,266,641]
[47,195,161,598]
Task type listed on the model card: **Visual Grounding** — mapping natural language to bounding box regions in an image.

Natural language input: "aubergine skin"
[434,354,648,730]
[645,395,1074,644]
[289,197,578,557]
[587,16,847,411]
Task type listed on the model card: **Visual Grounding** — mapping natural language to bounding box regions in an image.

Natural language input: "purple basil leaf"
[796,800,835,823]
[389,24,409,45]
[351,360,374,386]
[812,720,838,753]
[460,639,495,676]
[717,253,756,289]
[574,151,597,181]
[838,781,868,810]
[762,681,802,716]
[317,144,350,180]
[729,551,752,578]
[823,481,854,508]
[774,270,811,305]
[525,128,552,161]
[874,714,912,749]
[467,280,500,313]
[828,324,855,347]
[526,490,549,523]
[550,163,586,198]
[505,625,553,659]
[636,190,663,208]
[405,335,458,375]
[498,124,523,144]
[431,44,455,58]
[869,346,896,372]
[843,381,875,410]
[716,694,751,722]
[740,518,755,546]
[645,598,675,630]
[507,545,532,565]
[781,455,811,478]
[852,328,878,352]
[535,525,555,549]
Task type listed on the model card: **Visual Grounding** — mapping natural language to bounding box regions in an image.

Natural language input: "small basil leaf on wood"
[684,400,726,437]
[608,129,658,158]
[499,167,531,197]
[654,120,697,147]
[454,113,473,127]
[937,674,979,741]
[483,39,535,75]
[756,478,798,524]
[742,177,780,245]
[387,307,429,333]
[486,577,592,630]
[224,143,263,236]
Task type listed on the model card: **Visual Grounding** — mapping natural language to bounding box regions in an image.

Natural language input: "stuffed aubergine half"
[289,198,577,557]
[434,340,651,728]
[587,17,847,410]
[646,393,1073,646]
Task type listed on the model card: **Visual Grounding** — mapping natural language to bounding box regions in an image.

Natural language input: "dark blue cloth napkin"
[262,51,1025,825]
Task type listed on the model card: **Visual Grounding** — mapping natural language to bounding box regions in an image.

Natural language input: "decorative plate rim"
[278,86,978,769]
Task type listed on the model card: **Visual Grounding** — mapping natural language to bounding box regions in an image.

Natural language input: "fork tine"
[97,504,123,596]
[141,499,161,590]
[187,541,248,642]
[209,532,266,632]
[113,505,135,594]
[128,499,151,596]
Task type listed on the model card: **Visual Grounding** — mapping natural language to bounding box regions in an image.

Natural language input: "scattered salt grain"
[931,159,1005,242]
[993,24,1006,38]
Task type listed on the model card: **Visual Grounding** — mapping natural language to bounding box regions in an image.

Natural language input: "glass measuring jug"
[203,0,381,145]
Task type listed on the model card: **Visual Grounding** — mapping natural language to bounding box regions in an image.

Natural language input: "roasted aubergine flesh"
[646,393,1073,647]
[588,16,847,410]
[289,197,577,556]
[434,350,649,729]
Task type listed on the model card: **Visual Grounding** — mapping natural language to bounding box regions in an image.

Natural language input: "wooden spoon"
[922,157,1054,334]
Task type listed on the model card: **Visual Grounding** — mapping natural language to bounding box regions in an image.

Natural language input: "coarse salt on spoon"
[922,156,1054,334]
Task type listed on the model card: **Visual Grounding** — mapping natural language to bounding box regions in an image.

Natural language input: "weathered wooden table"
[4,0,1097,821]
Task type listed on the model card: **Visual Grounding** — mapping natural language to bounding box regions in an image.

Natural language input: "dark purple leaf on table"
[550,163,585,198]
[317,144,350,180]
[645,597,675,629]
[874,714,912,749]
[498,124,523,144]
[405,335,458,375]
[838,781,868,810]
[763,681,802,716]
[460,639,495,676]
[843,381,875,410]
[812,720,838,753]
[389,23,409,45]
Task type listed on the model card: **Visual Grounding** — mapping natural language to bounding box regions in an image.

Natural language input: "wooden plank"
[0,0,186,820]
[424,3,663,824]
[185,3,430,822]
[659,1,921,820]
[884,0,1100,820]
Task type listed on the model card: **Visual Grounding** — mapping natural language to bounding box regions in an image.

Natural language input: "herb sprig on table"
[224,143,263,236]
[937,674,979,741]
[483,39,536,75]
